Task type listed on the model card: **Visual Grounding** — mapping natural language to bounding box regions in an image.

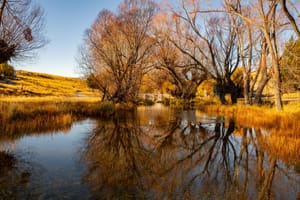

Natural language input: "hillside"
[0,70,100,98]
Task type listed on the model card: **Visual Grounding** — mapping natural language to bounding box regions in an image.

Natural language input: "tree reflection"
[0,116,82,199]
[83,109,300,200]
[83,111,155,199]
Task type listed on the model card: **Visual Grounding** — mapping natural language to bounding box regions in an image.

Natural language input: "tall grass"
[195,101,300,136]
[0,98,116,123]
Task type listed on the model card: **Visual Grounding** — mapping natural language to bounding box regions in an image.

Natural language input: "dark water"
[0,104,299,200]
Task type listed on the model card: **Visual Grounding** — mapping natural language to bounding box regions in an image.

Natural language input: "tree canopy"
[80,0,157,103]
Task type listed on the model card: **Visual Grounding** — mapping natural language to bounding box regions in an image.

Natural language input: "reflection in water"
[0,105,299,199]
[0,151,31,199]
[83,111,154,199]
[0,115,77,198]
[0,118,95,199]
[83,106,299,200]
[0,114,74,142]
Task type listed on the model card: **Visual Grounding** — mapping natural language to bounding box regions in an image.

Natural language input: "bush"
[0,63,15,79]
[86,74,98,89]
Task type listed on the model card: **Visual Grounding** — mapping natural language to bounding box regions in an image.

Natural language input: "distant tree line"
[79,0,299,110]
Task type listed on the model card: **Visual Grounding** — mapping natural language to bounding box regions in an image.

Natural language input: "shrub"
[86,74,98,89]
[0,63,15,79]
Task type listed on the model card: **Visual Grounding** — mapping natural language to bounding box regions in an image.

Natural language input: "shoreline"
[1,97,299,132]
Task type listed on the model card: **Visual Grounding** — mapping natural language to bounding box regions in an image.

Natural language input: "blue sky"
[14,0,122,77]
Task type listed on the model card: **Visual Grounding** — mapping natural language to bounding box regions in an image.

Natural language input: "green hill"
[0,70,100,98]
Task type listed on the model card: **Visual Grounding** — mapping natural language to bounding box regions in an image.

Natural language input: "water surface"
[0,104,299,199]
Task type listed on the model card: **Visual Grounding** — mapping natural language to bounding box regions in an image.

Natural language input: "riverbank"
[1,96,299,132]
[0,97,109,122]
[198,101,300,133]
[1,97,299,166]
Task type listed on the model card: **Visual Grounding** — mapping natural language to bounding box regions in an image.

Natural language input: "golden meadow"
[0,70,99,97]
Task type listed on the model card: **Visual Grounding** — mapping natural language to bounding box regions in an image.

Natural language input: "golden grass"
[0,100,108,122]
[0,96,100,103]
[0,97,135,125]
[198,101,300,135]
[195,100,300,165]
[0,70,100,97]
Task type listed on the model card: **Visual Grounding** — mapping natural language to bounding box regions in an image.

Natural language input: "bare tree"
[0,0,47,63]
[225,1,272,105]
[152,22,206,100]
[167,1,241,104]
[80,0,157,103]
[223,0,300,110]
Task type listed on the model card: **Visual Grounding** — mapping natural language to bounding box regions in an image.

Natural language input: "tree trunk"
[254,41,269,105]
[243,71,251,104]
[218,92,227,105]
[254,75,269,104]
[229,85,238,104]
[272,62,283,110]
[230,92,238,104]
[244,23,253,105]
[262,2,283,111]
[216,79,227,104]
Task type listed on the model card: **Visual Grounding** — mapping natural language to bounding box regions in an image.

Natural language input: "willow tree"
[152,13,207,100]
[80,0,157,103]
[167,1,241,104]
[0,0,47,63]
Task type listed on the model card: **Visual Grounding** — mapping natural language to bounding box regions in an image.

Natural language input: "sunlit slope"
[0,70,99,97]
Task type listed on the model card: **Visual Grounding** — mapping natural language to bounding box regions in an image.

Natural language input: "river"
[0,104,299,199]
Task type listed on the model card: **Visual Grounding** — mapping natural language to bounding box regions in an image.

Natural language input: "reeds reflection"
[0,114,74,142]
[83,108,299,200]
[0,116,91,199]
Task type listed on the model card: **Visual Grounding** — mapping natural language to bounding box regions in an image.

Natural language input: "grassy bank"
[2,96,299,131]
[0,70,100,97]
[0,96,140,124]
[197,101,300,133]
[0,98,113,122]
[1,96,299,165]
